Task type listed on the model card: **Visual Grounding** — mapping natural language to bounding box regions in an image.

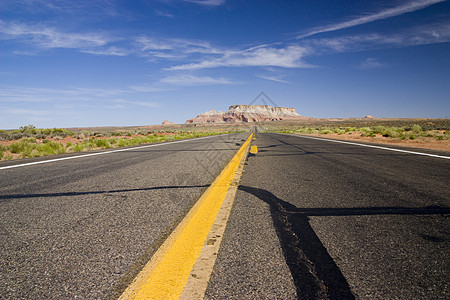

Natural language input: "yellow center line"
[120,133,253,300]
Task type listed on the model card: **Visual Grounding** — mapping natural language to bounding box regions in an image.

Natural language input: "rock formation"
[161,120,176,125]
[185,105,308,124]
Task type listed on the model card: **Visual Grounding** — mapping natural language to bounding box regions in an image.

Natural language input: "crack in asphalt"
[239,185,355,300]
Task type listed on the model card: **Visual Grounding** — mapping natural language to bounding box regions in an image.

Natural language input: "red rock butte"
[185,105,309,124]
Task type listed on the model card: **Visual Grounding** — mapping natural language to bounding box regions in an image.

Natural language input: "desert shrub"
[319,129,333,134]
[409,134,416,140]
[0,145,5,158]
[35,141,66,156]
[107,138,118,145]
[373,126,386,134]
[19,125,37,135]
[296,127,315,134]
[412,124,422,133]
[9,139,33,154]
[117,139,128,147]
[73,144,86,152]
[94,139,111,148]
[382,130,399,138]
[0,130,12,140]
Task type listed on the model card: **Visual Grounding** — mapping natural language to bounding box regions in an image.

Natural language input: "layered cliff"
[185,105,307,124]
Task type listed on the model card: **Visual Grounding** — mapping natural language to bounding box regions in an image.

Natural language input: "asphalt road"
[0,133,249,299]
[1,132,449,299]
[206,133,450,299]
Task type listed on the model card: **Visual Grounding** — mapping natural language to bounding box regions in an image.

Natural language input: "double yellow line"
[120,133,253,299]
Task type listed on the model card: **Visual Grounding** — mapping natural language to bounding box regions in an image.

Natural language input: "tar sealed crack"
[239,185,355,300]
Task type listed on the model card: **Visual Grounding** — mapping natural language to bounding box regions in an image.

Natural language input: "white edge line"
[0,135,224,170]
[277,133,450,160]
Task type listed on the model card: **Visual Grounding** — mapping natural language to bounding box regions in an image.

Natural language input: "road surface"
[1,132,449,299]
[0,133,248,299]
[206,133,450,299]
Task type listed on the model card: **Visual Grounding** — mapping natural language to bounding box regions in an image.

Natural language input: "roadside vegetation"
[264,121,449,144]
[0,125,242,161]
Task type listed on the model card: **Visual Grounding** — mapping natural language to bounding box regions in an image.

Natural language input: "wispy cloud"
[6,108,54,116]
[0,21,113,50]
[159,74,234,85]
[297,0,445,39]
[0,0,121,17]
[168,45,310,70]
[136,36,223,56]
[356,58,387,70]
[303,22,450,54]
[112,99,160,108]
[0,85,161,104]
[183,0,226,6]
[155,9,175,18]
[256,74,292,84]
[128,84,168,93]
[82,46,130,56]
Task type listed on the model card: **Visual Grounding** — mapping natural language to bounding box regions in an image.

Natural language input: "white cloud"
[0,0,121,17]
[159,74,234,85]
[168,45,310,70]
[81,46,130,56]
[113,99,160,108]
[155,10,175,18]
[304,23,450,54]
[136,36,223,56]
[357,58,386,70]
[0,85,145,104]
[297,0,445,39]
[0,21,113,50]
[256,75,292,84]
[128,84,168,93]
[183,0,226,6]
[6,108,52,116]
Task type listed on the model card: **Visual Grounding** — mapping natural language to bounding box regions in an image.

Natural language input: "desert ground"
[1,118,448,161]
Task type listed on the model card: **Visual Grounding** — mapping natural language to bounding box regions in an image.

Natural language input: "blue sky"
[1,0,449,129]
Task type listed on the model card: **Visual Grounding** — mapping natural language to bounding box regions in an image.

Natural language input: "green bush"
[35,141,66,156]
[0,129,232,160]
[0,130,12,141]
[94,139,111,148]
[373,126,386,134]
[9,139,34,155]
[412,124,422,133]
[319,129,333,134]
[73,144,86,152]
[108,138,118,145]
[0,145,5,159]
